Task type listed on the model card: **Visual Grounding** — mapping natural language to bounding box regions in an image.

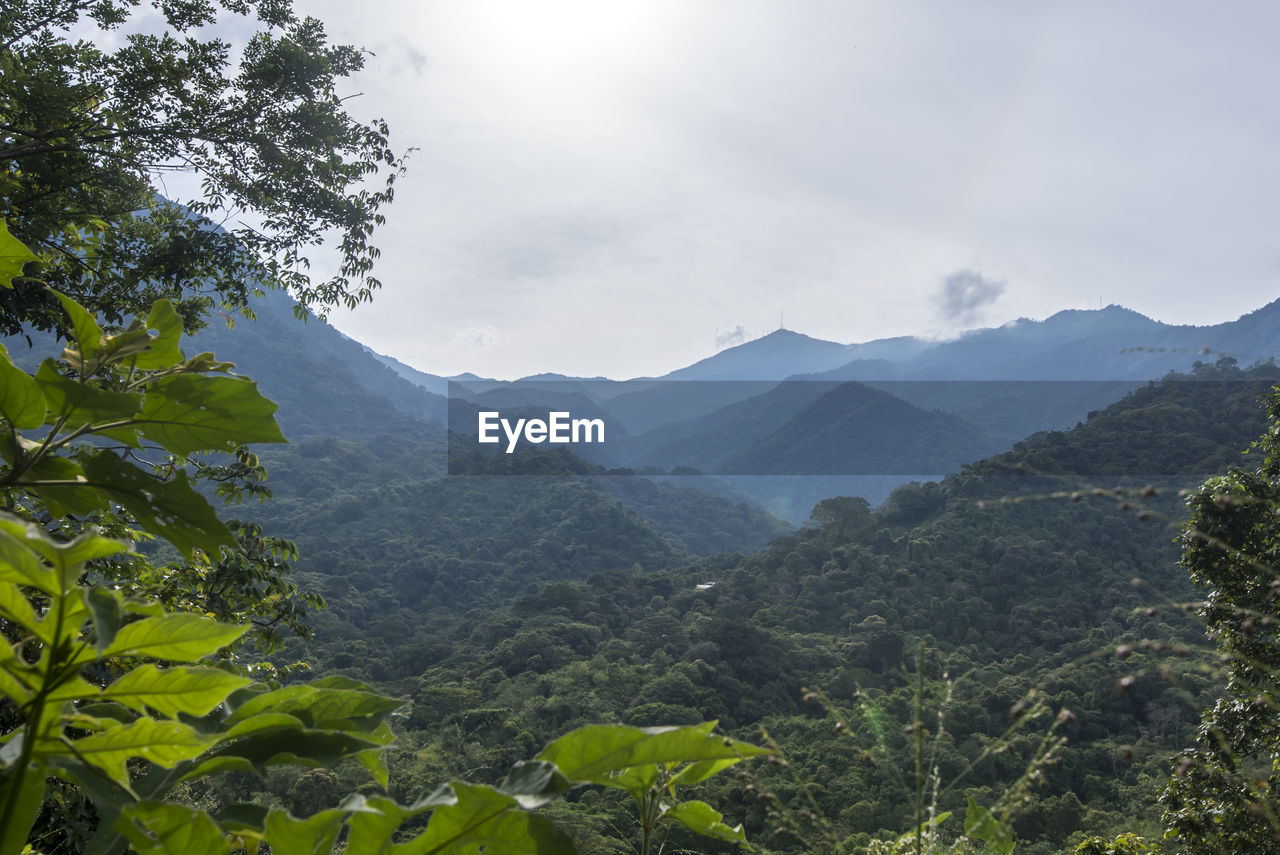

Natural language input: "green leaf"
[220,712,309,739]
[0,516,129,597]
[78,326,155,374]
[356,721,394,790]
[0,759,47,855]
[345,784,577,855]
[498,761,572,809]
[0,519,56,593]
[102,613,247,661]
[664,799,747,844]
[3,445,104,517]
[135,374,286,456]
[132,300,185,370]
[78,452,235,558]
[224,681,404,731]
[965,798,1015,855]
[114,801,230,855]
[213,802,269,832]
[536,723,770,792]
[668,756,743,788]
[0,219,39,288]
[34,359,140,433]
[0,343,46,428]
[0,640,37,704]
[264,807,350,855]
[72,718,214,786]
[86,586,125,653]
[101,665,251,718]
[53,289,106,365]
[0,580,42,639]
[182,728,385,780]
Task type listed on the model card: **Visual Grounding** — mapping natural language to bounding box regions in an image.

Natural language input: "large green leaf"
[86,586,125,653]
[535,722,770,789]
[79,452,235,557]
[102,665,251,718]
[181,728,386,780]
[71,718,214,786]
[223,682,405,731]
[264,807,353,855]
[663,800,747,844]
[69,326,154,375]
[135,374,286,456]
[0,343,45,429]
[132,300,185,370]
[0,580,46,638]
[668,756,743,788]
[114,801,230,855]
[345,784,577,855]
[0,518,57,593]
[498,761,572,809]
[0,759,46,855]
[34,359,140,433]
[102,613,247,661]
[0,219,39,289]
[3,443,105,517]
[53,290,105,365]
[0,520,130,619]
[0,639,36,704]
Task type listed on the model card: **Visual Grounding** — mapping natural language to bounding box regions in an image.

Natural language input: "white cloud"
[304,0,1280,378]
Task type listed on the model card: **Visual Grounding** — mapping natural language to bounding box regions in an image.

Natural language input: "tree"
[1159,386,1280,851]
[0,0,406,336]
[809,495,872,541]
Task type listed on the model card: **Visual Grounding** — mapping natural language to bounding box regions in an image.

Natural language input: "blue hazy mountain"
[187,289,450,438]
[716,382,1010,475]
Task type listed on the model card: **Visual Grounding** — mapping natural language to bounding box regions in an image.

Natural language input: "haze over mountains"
[14,289,1269,524]
[87,291,1261,525]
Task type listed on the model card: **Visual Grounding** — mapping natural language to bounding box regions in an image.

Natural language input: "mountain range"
[184,294,1280,523]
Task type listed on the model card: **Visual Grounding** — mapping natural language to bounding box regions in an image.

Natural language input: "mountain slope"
[717,381,1010,474]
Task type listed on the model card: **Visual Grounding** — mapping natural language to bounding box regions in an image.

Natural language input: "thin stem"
[915,642,925,855]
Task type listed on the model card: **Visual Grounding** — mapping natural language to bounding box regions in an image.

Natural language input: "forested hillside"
[223,361,1276,852]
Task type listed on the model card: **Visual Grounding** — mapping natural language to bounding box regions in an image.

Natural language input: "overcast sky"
[288,1,1280,380]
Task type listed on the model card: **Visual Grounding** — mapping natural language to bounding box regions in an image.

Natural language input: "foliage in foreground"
[0,221,767,853]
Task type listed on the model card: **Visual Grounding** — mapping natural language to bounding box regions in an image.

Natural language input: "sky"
[282,0,1280,380]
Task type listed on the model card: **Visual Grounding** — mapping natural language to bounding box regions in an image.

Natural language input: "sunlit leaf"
[132,300,185,370]
[0,519,57,593]
[0,343,45,428]
[536,722,769,791]
[498,761,572,809]
[52,289,105,365]
[102,613,247,661]
[114,801,230,855]
[0,218,39,289]
[344,784,576,855]
[182,728,385,780]
[72,718,214,786]
[663,799,747,844]
[264,807,350,855]
[223,681,404,731]
[136,374,286,456]
[102,665,251,718]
